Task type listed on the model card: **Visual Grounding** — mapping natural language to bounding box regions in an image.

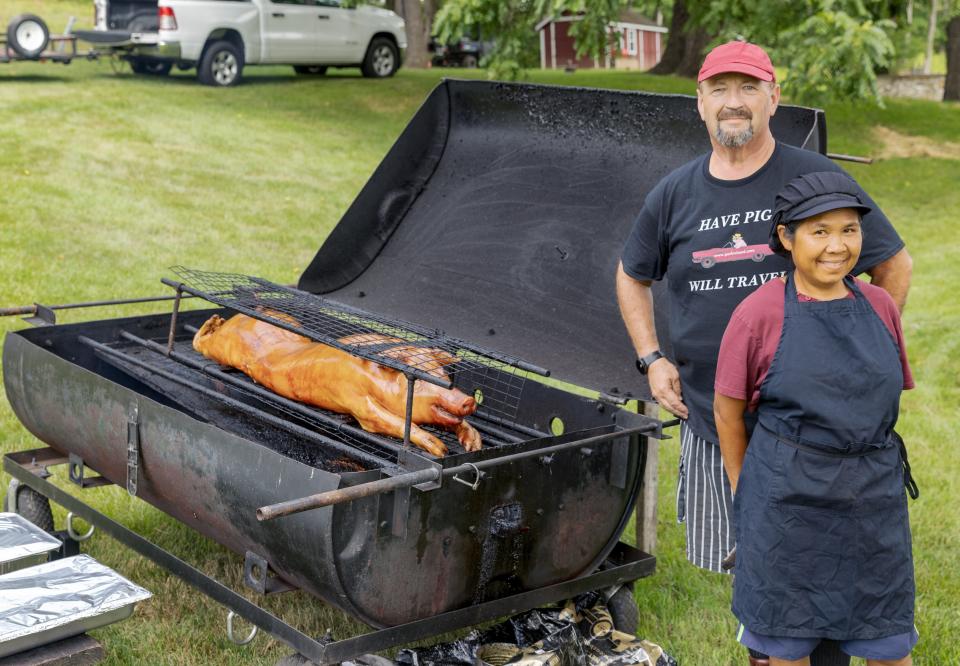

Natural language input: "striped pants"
[677,422,736,573]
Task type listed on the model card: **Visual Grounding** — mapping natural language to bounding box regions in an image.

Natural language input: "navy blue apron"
[732,273,915,640]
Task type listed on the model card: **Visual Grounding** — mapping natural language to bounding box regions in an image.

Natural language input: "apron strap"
[892,430,920,500]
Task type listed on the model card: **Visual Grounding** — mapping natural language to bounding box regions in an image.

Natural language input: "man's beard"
[715,123,754,148]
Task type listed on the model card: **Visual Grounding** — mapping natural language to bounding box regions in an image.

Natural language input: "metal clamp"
[227,611,258,646]
[452,463,484,490]
[24,303,56,327]
[66,512,95,541]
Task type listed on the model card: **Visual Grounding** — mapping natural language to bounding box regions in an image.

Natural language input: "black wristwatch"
[635,350,665,375]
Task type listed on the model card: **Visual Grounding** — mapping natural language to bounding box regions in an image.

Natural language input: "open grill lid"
[298,80,826,401]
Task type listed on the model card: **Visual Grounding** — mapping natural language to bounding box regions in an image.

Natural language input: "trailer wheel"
[4,481,55,533]
[130,58,173,76]
[6,14,50,59]
[607,585,639,636]
[198,40,243,87]
[293,65,327,75]
[361,37,399,78]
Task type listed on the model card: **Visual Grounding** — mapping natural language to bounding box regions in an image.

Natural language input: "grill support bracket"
[126,401,140,496]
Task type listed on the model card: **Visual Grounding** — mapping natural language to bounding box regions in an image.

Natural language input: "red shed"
[536,9,667,71]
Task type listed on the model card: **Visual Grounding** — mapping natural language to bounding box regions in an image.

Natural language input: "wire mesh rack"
[166,267,549,422]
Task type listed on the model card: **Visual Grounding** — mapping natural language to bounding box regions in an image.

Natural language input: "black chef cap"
[769,171,872,256]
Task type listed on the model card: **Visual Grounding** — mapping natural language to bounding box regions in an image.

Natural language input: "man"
[617,40,912,666]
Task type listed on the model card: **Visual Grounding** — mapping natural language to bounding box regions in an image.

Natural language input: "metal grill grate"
[168,268,548,422]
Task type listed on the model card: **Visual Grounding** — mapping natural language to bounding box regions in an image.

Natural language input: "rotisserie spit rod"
[256,422,661,521]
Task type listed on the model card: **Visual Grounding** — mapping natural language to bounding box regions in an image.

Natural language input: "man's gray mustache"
[718,112,752,120]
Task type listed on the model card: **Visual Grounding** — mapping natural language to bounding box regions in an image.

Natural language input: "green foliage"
[434,0,622,79]
[779,11,895,104]
[565,0,622,67]
[698,0,897,104]
[434,0,549,78]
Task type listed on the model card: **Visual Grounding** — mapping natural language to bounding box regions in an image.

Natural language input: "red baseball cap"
[698,41,775,83]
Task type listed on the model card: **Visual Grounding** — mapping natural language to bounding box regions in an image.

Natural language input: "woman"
[713,172,918,666]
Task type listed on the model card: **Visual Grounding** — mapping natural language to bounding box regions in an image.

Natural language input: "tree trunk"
[649,0,709,77]
[400,0,435,68]
[945,16,960,101]
[923,0,938,74]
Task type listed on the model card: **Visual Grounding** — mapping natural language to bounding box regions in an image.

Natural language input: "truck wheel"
[5,481,55,533]
[293,65,327,75]
[361,37,398,78]
[6,14,50,59]
[198,40,243,87]
[130,58,173,76]
[461,54,478,68]
[607,585,639,636]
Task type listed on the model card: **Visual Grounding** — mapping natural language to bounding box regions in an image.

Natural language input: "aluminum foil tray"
[0,513,61,575]
[0,555,151,658]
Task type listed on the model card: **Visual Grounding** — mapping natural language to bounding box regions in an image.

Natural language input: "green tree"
[695,1,897,104]
[433,0,623,79]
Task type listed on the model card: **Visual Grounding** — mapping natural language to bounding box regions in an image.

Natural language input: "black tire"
[4,483,55,533]
[293,65,327,75]
[197,40,243,87]
[607,585,639,636]
[461,54,478,68]
[6,14,50,58]
[361,37,399,78]
[130,58,173,76]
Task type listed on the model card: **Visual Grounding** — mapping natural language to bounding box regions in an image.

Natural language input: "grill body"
[3,310,648,627]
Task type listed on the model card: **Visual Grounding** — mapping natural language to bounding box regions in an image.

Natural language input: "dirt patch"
[873,126,960,160]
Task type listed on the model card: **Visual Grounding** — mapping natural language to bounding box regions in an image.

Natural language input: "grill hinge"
[126,402,140,496]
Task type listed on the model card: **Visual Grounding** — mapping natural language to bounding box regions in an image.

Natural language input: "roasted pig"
[192,314,481,456]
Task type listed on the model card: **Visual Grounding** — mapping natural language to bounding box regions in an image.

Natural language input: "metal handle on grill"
[256,423,660,521]
[256,467,442,521]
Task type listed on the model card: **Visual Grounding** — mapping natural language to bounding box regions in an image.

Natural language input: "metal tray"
[0,513,61,575]
[0,555,151,659]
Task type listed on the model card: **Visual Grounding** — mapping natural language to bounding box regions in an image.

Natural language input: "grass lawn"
[2,2,959,664]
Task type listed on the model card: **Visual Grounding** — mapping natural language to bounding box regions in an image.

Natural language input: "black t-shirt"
[621,142,904,441]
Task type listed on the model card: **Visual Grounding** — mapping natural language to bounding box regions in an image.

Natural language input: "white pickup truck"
[75,0,406,86]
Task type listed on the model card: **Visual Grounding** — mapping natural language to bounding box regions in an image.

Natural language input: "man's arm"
[616,262,688,419]
[714,394,748,493]
[866,248,913,313]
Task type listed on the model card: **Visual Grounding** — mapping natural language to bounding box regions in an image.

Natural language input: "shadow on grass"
[0,73,74,83]
[80,71,375,88]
